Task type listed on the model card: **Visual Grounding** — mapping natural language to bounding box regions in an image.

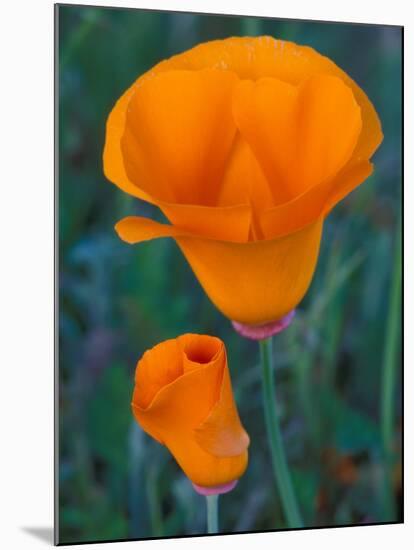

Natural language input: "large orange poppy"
[131,334,249,488]
[104,36,382,326]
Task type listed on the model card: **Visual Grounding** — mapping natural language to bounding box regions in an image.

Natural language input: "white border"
[1,1,410,548]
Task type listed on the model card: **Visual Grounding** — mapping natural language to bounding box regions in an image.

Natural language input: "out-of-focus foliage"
[57,4,402,544]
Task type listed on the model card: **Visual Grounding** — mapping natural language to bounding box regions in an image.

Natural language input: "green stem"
[206,495,219,534]
[259,338,303,528]
[296,350,320,445]
[380,215,402,520]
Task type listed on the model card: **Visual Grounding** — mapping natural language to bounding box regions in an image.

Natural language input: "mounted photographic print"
[55,3,403,545]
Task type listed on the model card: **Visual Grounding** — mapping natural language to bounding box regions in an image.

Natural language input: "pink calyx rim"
[232,310,296,341]
[192,479,238,496]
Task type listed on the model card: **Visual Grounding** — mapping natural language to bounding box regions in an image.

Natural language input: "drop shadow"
[22,527,54,545]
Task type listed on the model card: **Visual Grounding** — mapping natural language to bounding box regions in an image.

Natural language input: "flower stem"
[380,214,401,520]
[259,337,303,528]
[206,495,219,534]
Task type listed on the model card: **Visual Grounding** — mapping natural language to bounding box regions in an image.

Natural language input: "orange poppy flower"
[104,36,382,326]
[131,334,249,489]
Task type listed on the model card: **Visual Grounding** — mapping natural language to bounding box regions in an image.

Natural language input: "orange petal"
[260,160,374,239]
[194,361,250,457]
[179,333,223,374]
[115,216,186,244]
[103,84,153,203]
[111,67,253,241]
[151,36,382,163]
[164,431,248,487]
[115,205,252,244]
[158,201,252,242]
[117,215,323,325]
[121,68,238,205]
[132,337,223,441]
[174,220,323,324]
[133,339,183,410]
[233,75,362,201]
[218,135,273,209]
[218,135,273,238]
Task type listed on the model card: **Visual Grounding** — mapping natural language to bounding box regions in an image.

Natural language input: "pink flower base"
[232,310,296,341]
[192,479,238,496]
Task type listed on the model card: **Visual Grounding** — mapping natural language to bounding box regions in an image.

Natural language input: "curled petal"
[158,202,252,242]
[115,205,252,244]
[103,85,153,202]
[260,160,373,239]
[133,339,183,410]
[233,75,362,201]
[194,363,250,456]
[121,68,239,205]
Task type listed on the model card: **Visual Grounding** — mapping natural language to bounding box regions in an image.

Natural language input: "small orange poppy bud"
[104,37,383,326]
[131,334,250,489]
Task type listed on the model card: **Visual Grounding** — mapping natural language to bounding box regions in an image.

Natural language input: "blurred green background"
[57,4,402,545]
